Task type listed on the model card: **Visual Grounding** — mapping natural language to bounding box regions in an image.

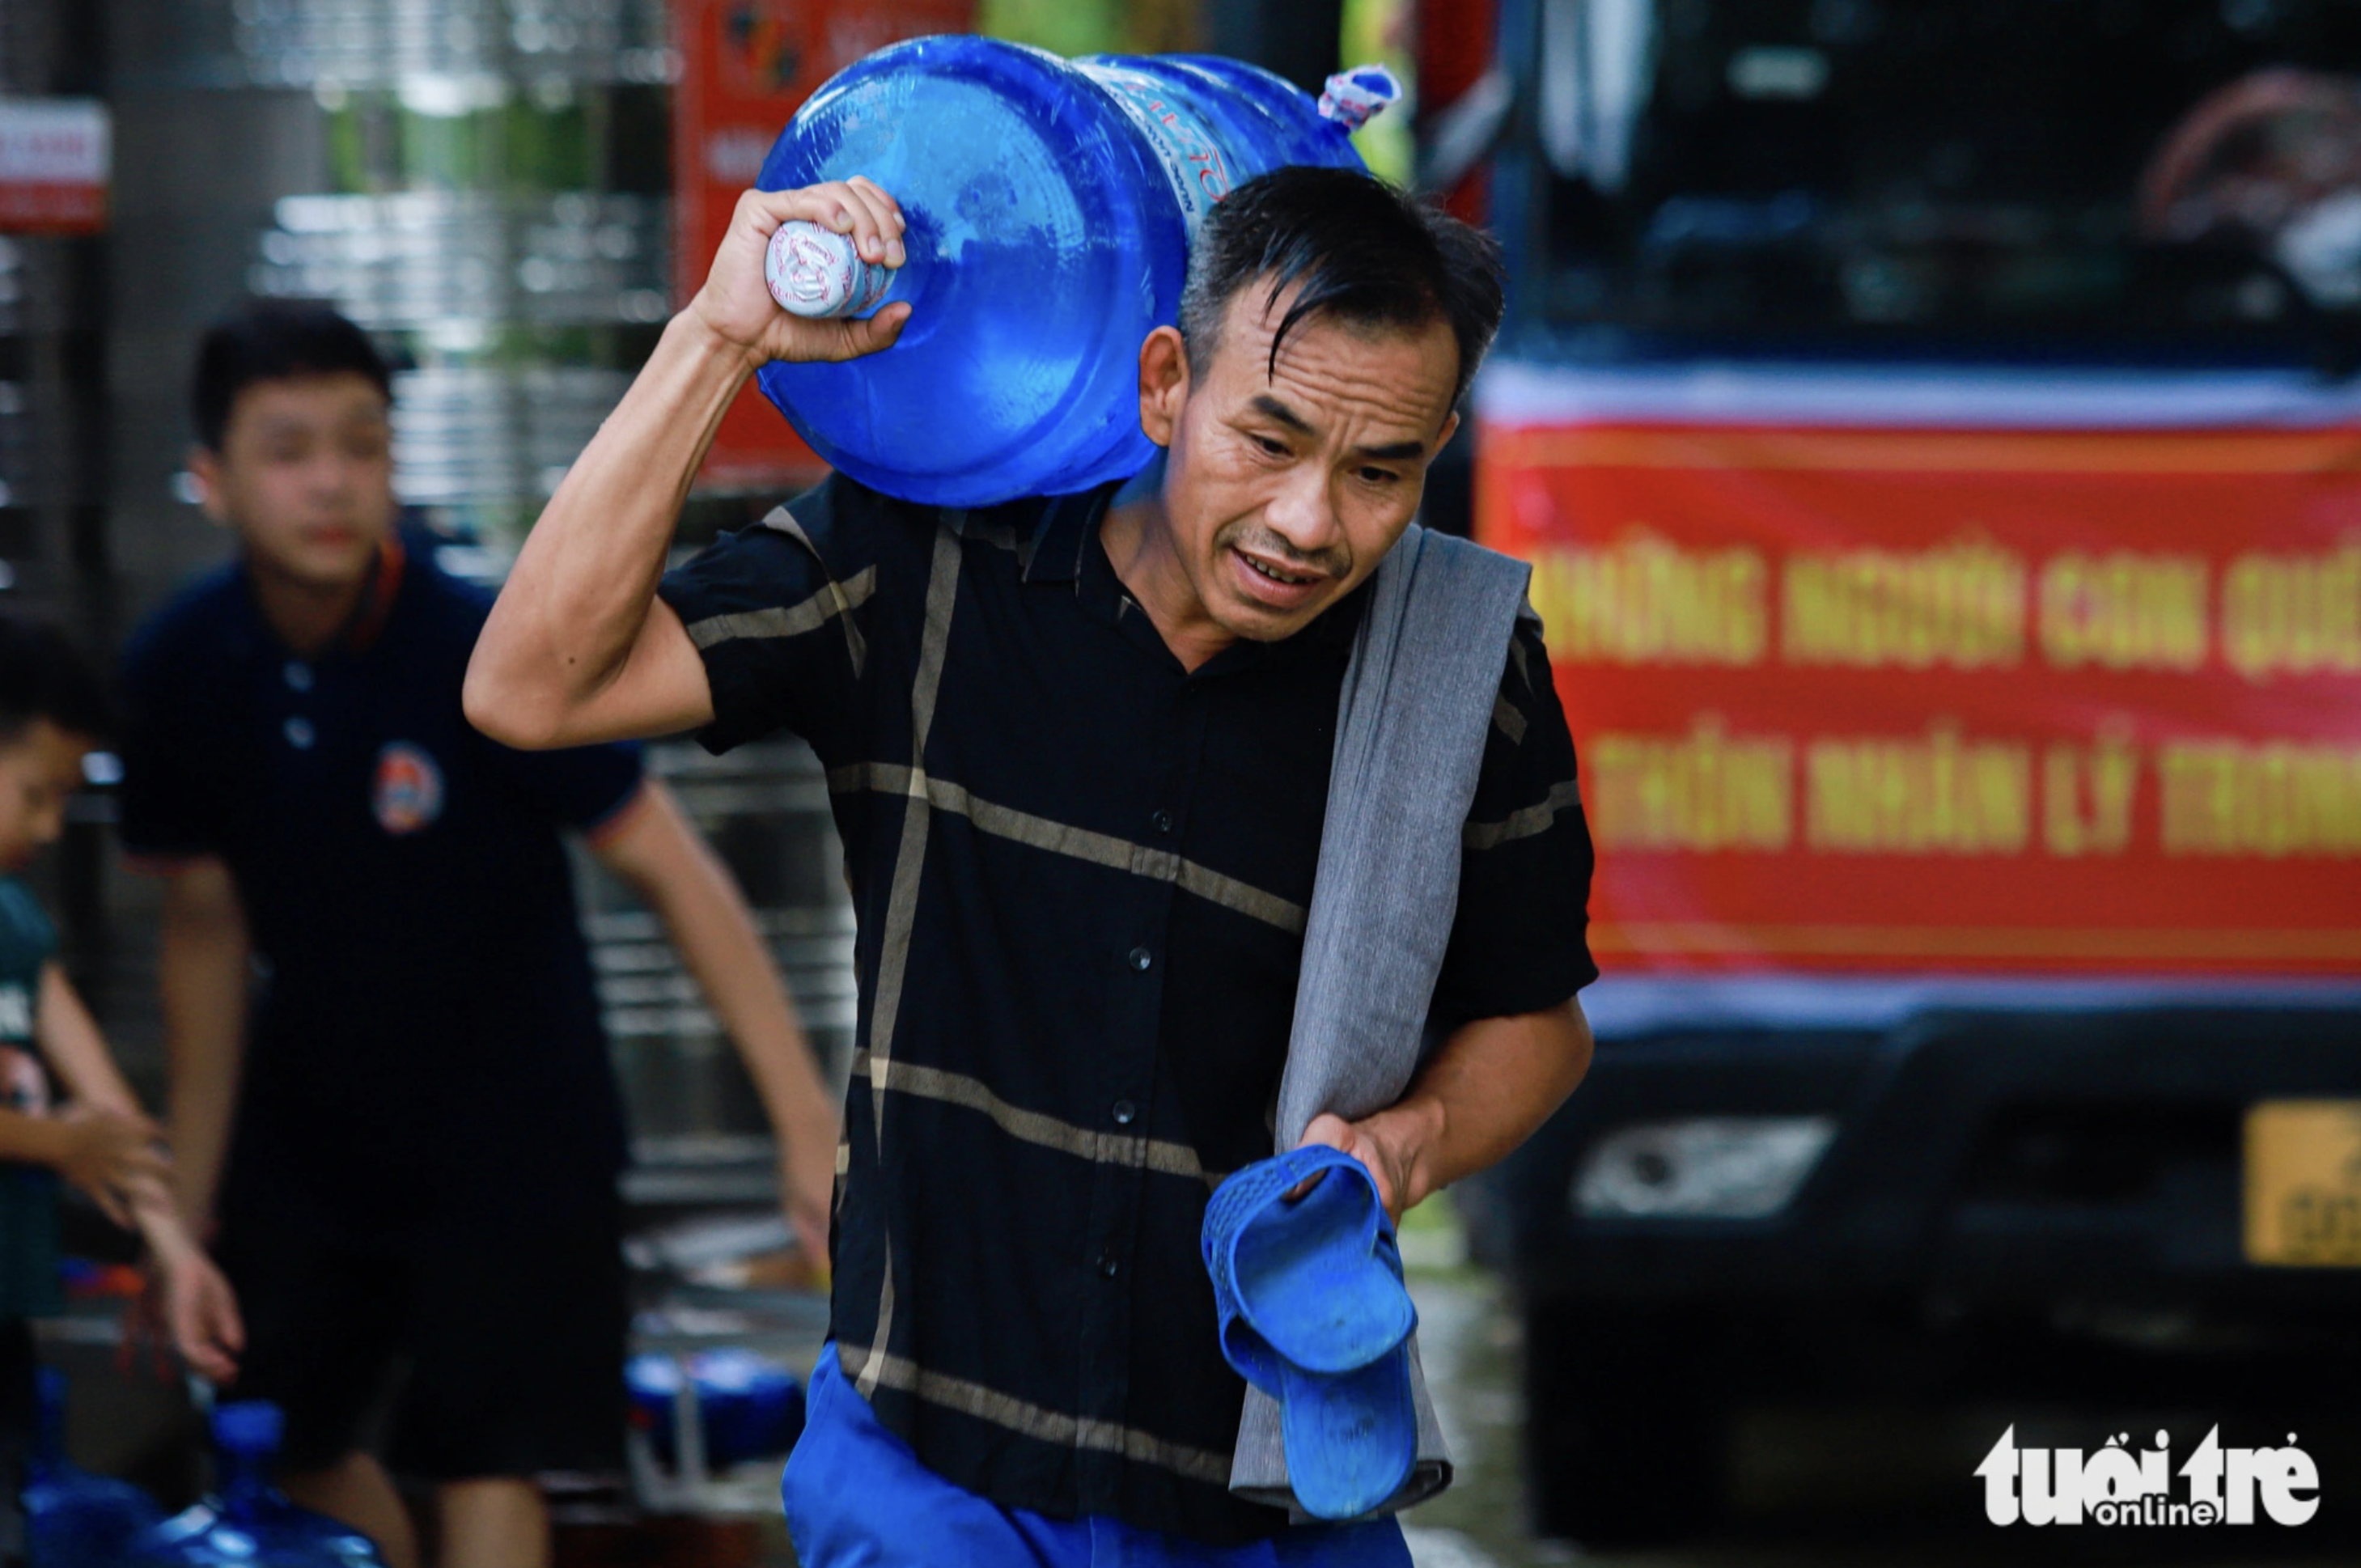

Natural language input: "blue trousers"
[782,1348,1411,1568]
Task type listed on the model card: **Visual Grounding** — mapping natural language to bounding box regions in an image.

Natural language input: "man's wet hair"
[191,298,393,451]
[0,616,110,746]
[1176,166,1507,415]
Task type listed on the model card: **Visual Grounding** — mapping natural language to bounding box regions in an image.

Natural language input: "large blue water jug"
[754,37,1397,506]
[23,1368,163,1567]
[129,1403,385,1567]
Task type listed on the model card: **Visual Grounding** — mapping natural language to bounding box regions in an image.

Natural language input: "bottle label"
[1077,64,1236,237]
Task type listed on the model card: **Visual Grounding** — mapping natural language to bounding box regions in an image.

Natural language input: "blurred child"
[0,617,241,1565]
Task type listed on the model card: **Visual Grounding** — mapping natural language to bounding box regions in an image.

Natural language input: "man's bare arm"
[157,858,252,1234]
[1301,997,1595,1219]
[465,179,912,751]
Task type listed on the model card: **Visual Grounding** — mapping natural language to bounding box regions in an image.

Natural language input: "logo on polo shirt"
[373,742,445,835]
[0,1037,45,1116]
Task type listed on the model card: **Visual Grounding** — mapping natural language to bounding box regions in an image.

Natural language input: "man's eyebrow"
[1248,394,1316,435]
[1250,394,1427,462]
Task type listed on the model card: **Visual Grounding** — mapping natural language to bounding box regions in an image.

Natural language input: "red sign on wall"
[672,0,973,491]
[1476,367,2361,977]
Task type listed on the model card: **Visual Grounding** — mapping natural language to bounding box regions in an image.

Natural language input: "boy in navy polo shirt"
[117,302,840,1568]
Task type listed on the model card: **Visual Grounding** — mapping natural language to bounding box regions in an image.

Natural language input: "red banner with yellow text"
[1475,367,2361,976]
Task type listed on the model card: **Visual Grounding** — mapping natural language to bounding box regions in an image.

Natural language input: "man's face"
[193,372,396,591]
[1147,285,1460,643]
[0,719,90,873]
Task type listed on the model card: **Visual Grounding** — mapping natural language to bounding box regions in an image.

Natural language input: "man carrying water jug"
[468,166,1599,1566]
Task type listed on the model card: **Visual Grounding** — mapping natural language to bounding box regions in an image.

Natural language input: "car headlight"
[1571,1116,1837,1219]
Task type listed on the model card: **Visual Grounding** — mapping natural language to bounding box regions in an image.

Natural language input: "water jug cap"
[213,1399,286,1455]
[1318,65,1401,132]
[767,220,894,320]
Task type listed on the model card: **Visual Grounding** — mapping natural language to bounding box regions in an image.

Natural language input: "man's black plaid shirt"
[658,473,1597,1545]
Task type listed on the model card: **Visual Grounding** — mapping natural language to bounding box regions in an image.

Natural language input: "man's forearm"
[465,311,752,745]
[471,180,908,748]
[1343,998,1594,1215]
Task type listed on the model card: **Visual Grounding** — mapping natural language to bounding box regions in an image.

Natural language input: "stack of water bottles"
[754,35,1398,506]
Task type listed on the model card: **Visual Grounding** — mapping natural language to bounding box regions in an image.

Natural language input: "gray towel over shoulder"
[1228,521,1535,1519]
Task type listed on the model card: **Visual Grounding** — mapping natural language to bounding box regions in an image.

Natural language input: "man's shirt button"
[284,661,313,692]
[284,717,315,750]
[1128,946,1152,972]
[1111,1100,1136,1126]
[1096,1253,1121,1279]
[1151,809,1174,835]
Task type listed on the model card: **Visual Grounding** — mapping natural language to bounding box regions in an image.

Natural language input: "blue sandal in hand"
[1202,1145,1418,1519]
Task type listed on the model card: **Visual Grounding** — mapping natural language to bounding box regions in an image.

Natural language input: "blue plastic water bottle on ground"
[23,1367,164,1567]
[754,37,1399,506]
[129,1402,386,1566]
[627,1349,807,1468]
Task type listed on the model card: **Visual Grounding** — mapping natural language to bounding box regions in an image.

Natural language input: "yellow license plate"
[2244,1100,2361,1266]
